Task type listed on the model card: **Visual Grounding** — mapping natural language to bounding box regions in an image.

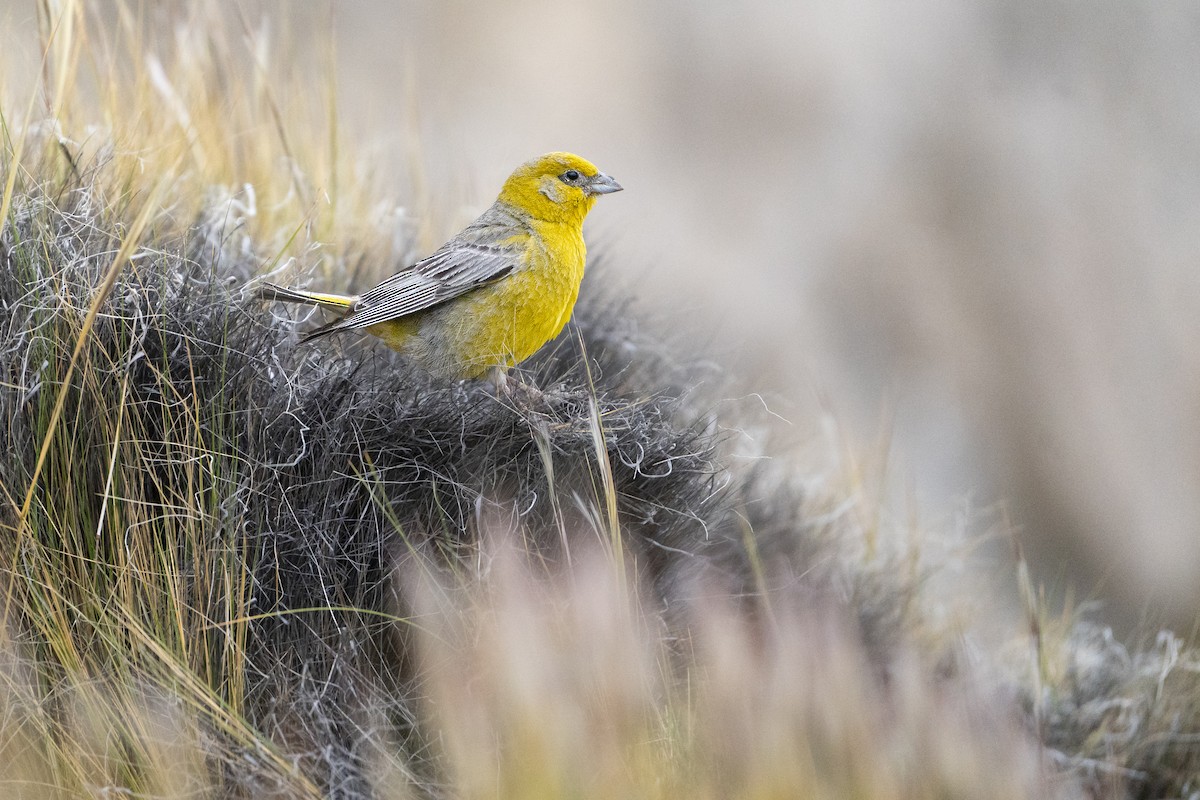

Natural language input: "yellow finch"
[257,152,622,386]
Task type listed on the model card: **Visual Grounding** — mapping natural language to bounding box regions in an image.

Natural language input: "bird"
[256,152,622,390]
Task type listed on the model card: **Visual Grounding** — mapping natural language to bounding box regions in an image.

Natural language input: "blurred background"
[5,0,1199,632]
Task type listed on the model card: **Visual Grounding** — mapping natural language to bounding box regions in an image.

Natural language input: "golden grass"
[411,534,1053,800]
[0,3,387,795]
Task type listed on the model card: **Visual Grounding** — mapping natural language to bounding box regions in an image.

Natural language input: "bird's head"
[497,152,622,224]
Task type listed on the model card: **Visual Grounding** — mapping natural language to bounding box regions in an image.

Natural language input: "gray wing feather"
[327,206,523,331]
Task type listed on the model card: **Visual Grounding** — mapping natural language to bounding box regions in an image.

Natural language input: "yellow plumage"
[256,152,621,384]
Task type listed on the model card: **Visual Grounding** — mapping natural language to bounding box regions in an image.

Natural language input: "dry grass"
[0,2,1197,799]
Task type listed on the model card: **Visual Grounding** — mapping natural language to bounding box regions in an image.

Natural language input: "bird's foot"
[488,367,546,409]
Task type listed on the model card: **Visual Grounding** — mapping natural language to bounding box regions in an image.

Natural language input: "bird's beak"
[586,173,623,195]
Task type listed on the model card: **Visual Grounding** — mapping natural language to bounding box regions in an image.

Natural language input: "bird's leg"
[487,365,510,396]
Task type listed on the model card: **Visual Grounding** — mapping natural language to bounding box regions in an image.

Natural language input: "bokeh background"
[5,0,1198,631]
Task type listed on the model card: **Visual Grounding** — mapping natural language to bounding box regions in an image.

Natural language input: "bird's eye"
[561,170,581,183]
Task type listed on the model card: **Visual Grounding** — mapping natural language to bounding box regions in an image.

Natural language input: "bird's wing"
[328,209,524,331]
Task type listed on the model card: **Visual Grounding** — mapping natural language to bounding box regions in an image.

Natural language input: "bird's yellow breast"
[445,221,586,378]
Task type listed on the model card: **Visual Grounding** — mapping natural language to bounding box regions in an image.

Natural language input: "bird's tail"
[255,281,357,311]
